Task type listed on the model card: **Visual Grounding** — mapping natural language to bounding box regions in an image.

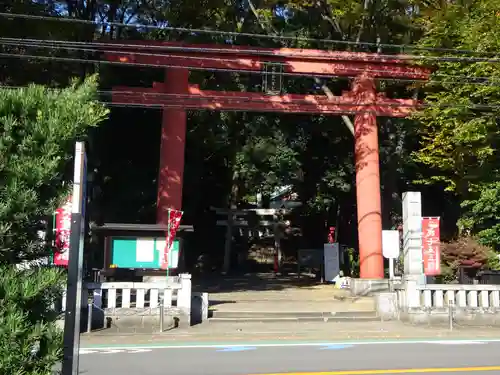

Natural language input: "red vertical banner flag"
[422,217,441,276]
[161,209,183,270]
[327,227,336,244]
[53,197,73,267]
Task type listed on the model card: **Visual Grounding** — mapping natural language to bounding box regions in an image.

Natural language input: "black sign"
[262,62,283,95]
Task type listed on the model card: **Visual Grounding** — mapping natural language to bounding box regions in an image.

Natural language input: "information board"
[324,243,340,282]
[110,237,179,269]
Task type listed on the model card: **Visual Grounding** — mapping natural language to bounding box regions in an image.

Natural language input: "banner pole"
[166,209,171,278]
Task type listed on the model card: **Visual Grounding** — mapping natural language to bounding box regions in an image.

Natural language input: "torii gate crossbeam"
[102,41,429,279]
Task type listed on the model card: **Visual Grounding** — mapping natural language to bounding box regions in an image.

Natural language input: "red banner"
[53,197,72,267]
[161,209,183,270]
[422,217,441,276]
[327,227,336,244]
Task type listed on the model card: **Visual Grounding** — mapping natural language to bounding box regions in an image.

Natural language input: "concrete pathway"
[210,299,374,314]
[201,274,375,314]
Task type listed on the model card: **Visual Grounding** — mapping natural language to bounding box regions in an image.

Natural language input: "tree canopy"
[0,75,109,264]
[412,0,500,250]
[2,0,500,270]
[0,75,108,374]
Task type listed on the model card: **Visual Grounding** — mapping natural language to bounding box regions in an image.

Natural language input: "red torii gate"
[102,42,429,279]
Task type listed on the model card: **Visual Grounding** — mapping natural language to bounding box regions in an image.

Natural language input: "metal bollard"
[159,296,164,333]
[448,299,454,331]
[87,299,93,333]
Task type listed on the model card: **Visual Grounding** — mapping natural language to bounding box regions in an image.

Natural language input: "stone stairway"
[205,280,378,324]
[208,309,378,323]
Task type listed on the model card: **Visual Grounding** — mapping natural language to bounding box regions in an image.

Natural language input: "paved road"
[78,339,500,375]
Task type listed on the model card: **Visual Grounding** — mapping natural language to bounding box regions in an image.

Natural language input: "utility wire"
[0,86,415,108]
[3,36,423,60]
[0,85,421,107]
[0,39,432,82]
[1,50,420,81]
[2,85,500,112]
[92,90,500,108]
[97,101,500,113]
[2,48,500,88]
[3,36,500,64]
[0,11,499,57]
[100,102,405,114]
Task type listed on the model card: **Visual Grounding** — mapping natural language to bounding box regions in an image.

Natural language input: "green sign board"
[110,237,179,269]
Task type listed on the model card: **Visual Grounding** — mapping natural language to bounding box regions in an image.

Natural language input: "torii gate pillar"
[352,75,384,279]
[156,67,189,224]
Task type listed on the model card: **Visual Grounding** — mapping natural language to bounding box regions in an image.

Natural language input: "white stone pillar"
[402,192,424,284]
[405,278,421,309]
[177,273,192,326]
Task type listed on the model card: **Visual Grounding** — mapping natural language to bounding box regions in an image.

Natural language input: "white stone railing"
[417,284,500,309]
[60,273,192,318]
[86,281,182,310]
[398,283,500,310]
[390,283,500,325]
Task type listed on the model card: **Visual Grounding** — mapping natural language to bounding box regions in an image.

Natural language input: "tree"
[439,236,500,283]
[412,0,500,242]
[0,266,64,375]
[413,0,500,190]
[460,182,500,249]
[0,0,456,266]
[0,77,108,373]
[0,75,109,264]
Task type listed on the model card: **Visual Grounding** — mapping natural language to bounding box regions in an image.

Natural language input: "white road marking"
[80,348,152,355]
[80,349,98,355]
[79,338,500,352]
[429,340,485,345]
[101,349,125,354]
[128,349,152,353]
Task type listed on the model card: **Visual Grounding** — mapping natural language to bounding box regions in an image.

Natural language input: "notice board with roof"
[93,223,193,279]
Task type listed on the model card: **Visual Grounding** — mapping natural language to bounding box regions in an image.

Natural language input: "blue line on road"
[217,346,257,352]
[319,344,354,350]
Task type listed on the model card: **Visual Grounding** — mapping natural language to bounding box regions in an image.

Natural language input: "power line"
[4,36,419,61]
[0,48,432,83]
[99,102,407,115]
[91,100,500,114]
[3,85,500,112]
[3,85,421,107]
[0,51,304,77]
[0,38,286,66]
[3,36,500,64]
[0,12,499,57]
[96,90,500,109]
[2,47,500,88]
[0,39,434,82]
[0,50,422,82]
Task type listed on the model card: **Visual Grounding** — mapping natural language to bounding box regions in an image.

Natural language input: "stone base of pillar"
[350,278,392,296]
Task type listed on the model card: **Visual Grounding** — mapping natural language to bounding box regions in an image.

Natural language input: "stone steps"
[208,310,379,323]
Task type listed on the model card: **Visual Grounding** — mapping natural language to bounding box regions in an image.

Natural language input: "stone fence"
[58,273,209,331]
[377,282,500,325]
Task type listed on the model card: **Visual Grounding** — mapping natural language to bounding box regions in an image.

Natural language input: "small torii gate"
[102,41,429,279]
